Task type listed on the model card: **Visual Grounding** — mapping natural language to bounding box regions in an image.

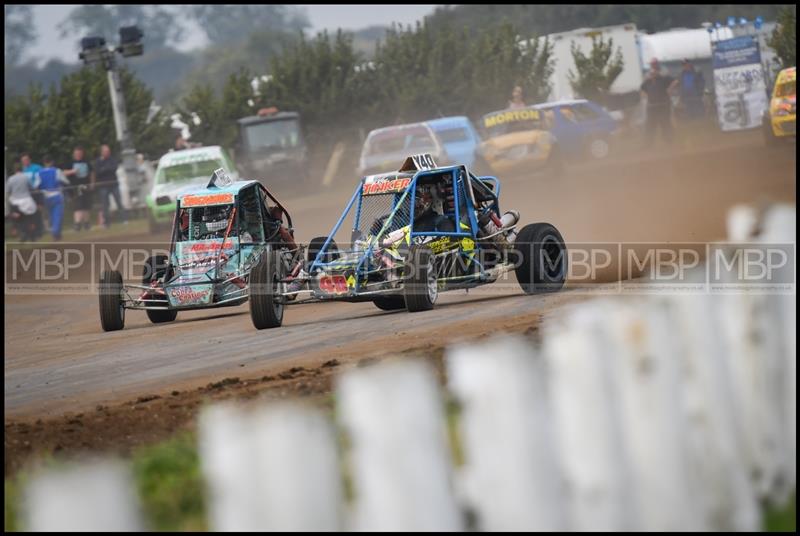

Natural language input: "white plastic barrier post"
[23,460,143,531]
[665,284,760,531]
[726,204,760,241]
[599,299,707,531]
[199,402,342,531]
[758,203,797,500]
[446,336,568,531]
[717,205,791,502]
[542,301,641,531]
[337,359,463,532]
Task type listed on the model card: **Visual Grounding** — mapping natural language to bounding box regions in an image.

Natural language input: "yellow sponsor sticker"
[483,108,541,128]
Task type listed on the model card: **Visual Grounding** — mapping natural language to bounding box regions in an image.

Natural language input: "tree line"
[5,9,796,169]
[5,65,173,166]
[182,21,555,150]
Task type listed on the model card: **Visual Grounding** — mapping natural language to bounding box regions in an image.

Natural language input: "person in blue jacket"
[33,156,70,241]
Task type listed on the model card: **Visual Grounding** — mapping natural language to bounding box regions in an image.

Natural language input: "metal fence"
[19,204,796,531]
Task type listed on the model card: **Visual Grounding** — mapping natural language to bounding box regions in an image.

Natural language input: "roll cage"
[309,165,503,291]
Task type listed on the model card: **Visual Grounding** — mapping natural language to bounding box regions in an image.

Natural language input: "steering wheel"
[264,218,283,243]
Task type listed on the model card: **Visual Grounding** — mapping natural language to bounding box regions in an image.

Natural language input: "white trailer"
[526,23,645,104]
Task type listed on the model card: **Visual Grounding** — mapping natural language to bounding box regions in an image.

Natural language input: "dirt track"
[4,129,796,471]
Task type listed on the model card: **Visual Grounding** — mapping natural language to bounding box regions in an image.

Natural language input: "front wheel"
[143,254,177,324]
[250,250,285,329]
[514,223,567,294]
[99,270,125,331]
[404,245,437,312]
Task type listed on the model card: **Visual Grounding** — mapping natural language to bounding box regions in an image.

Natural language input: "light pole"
[79,26,146,207]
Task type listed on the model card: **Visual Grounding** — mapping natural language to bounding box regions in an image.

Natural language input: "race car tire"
[250,250,284,329]
[143,255,178,324]
[373,296,407,311]
[99,270,125,331]
[307,237,340,265]
[404,245,437,312]
[514,223,567,294]
[586,135,612,159]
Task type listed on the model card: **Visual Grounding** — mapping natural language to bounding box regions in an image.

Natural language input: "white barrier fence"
[20,205,795,531]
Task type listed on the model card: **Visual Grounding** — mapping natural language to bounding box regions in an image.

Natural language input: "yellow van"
[764,66,796,144]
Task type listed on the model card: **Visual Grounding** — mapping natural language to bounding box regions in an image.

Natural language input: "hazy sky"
[27,4,439,66]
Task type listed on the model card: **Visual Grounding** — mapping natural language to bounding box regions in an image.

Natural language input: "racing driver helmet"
[200,205,233,238]
[414,184,434,215]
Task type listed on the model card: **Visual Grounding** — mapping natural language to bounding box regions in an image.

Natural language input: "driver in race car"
[412,183,454,233]
[199,205,234,240]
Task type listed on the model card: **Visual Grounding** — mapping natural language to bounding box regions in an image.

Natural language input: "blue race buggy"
[99,170,298,331]
[247,154,567,329]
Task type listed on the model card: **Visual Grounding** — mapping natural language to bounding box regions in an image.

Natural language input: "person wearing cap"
[640,58,677,146]
[677,59,706,119]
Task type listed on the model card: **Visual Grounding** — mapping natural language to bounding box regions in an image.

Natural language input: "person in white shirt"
[6,163,39,241]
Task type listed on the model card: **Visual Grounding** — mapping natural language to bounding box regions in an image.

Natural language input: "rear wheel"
[587,135,611,159]
[143,255,177,324]
[307,237,340,266]
[373,296,406,311]
[514,223,567,294]
[404,245,437,312]
[99,270,125,331]
[250,249,285,329]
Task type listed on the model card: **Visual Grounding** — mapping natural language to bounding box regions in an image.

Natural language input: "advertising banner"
[712,36,768,131]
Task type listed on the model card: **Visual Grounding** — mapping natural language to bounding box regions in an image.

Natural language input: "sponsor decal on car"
[483,108,541,128]
[181,193,234,207]
[317,274,350,295]
[362,176,412,195]
[168,285,212,306]
[185,240,236,252]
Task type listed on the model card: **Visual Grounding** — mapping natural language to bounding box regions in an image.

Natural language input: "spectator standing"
[677,59,706,119]
[33,156,70,241]
[6,163,39,241]
[640,58,676,147]
[20,152,44,239]
[63,146,93,231]
[20,152,42,182]
[508,85,527,109]
[93,144,128,228]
